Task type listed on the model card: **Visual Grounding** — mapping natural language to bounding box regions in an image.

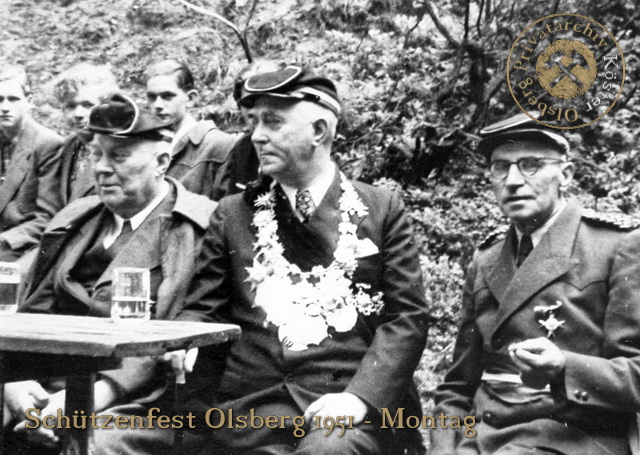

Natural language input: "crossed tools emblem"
[545,50,590,89]
[535,39,598,99]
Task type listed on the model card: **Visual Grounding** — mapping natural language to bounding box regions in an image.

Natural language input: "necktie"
[517,234,533,267]
[295,189,316,221]
[106,220,133,256]
[119,220,133,237]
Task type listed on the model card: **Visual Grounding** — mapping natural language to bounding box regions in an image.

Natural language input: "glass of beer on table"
[0,262,20,314]
[111,267,150,322]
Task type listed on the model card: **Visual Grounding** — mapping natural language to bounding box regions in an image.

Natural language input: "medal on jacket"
[534,300,565,337]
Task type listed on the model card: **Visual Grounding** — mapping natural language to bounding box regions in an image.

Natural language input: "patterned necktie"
[517,234,533,267]
[295,189,316,221]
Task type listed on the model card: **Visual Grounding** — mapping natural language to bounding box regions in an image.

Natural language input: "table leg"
[0,383,5,455]
[62,373,95,455]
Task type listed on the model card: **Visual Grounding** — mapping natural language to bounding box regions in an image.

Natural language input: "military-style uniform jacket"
[19,178,217,402]
[175,168,429,451]
[430,201,640,455]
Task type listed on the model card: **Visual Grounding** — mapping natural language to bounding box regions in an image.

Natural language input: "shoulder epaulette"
[479,225,509,249]
[582,208,640,231]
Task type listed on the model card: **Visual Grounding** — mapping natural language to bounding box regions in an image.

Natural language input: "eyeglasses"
[489,157,566,180]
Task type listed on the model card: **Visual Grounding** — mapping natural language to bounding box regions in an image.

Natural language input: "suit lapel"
[70,165,96,201]
[490,202,581,337]
[482,226,518,304]
[93,215,162,289]
[0,122,33,214]
[55,209,108,306]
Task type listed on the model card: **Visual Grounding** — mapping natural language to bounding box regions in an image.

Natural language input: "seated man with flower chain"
[172,66,429,454]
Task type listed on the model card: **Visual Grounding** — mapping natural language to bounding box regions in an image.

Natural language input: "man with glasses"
[429,113,640,454]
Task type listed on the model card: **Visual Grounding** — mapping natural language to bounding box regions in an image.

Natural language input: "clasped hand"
[508,337,566,389]
[3,380,62,447]
[162,347,199,384]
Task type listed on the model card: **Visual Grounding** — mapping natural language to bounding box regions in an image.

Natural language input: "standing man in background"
[145,59,238,200]
[0,65,63,272]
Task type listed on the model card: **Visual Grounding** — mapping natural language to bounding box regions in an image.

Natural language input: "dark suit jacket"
[59,132,96,205]
[169,120,240,201]
[0,117,63,252]
[20,179,217,402]
[430,201,640,455]
[175,168,428,449]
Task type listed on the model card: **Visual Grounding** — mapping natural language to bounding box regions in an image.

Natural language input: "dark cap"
[478,112,569,156]
[239,66,341,116]
[88,94,174,142]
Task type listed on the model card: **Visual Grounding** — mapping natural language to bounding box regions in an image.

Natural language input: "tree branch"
[422,0,460,48]
[174,0,254,62]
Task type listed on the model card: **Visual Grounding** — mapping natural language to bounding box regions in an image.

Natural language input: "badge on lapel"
[534,300,565,337]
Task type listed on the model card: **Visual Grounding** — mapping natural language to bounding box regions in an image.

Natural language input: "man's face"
[490,141,574,232]
[91,134,170,219]
[63,85,107,131]
[0,79,30,134]
[146,75,190,126]
[246,97,316,184]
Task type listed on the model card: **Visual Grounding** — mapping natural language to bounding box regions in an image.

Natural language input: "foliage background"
[2,0,639,447]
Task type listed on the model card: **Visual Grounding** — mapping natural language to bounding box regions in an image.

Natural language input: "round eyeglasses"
[489,157,566,180]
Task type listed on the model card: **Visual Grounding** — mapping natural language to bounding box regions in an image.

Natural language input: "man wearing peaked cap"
[172,65,429,453]
[3,94,217,454]
[430,113,640,454]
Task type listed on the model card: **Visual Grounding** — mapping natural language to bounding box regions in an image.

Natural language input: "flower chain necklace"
[246,174,384,351]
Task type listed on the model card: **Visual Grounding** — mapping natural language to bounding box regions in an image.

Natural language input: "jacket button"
[482,412,493,425]
[580,391,589,401]
[492,337,504,349]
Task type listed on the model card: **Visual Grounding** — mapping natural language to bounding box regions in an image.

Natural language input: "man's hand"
[13,389,65,447]
[303,393,368,425]
[4,381,59,448]
[509,337,566,389]
[162,347,198,384]
[3,381,50,427]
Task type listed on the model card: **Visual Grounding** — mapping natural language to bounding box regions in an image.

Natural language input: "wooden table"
[0,313,240,455]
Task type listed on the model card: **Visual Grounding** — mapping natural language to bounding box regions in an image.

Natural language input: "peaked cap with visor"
[239,65,341,117]
[478,112,570,157]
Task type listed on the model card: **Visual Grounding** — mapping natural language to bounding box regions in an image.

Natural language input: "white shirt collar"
[171,115,198,151]
[516,198,567,248]
[279,163,336,219]
[103,180,171,249]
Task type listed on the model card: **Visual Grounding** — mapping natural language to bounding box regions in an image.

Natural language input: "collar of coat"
[173,120,217,150]
[44,176,215,234]
[479,201,583,338]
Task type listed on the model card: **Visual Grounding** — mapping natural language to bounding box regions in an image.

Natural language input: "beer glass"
[111,267,150,322]
[0,262,20,314]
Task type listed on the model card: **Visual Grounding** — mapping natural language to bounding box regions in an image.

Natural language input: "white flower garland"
[246,174,384,351]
